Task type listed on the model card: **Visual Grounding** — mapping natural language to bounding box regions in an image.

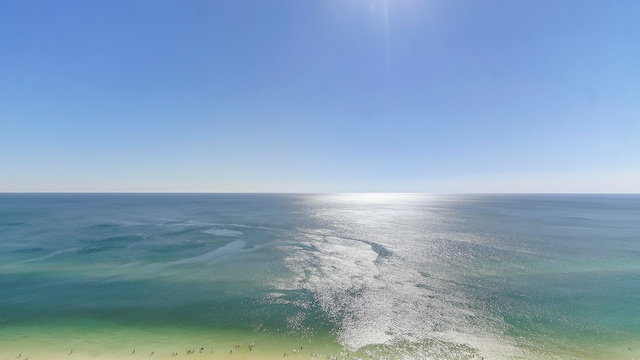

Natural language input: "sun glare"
[331,0,425,22]
[329,0,432,43]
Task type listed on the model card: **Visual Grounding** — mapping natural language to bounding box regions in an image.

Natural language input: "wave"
[283,231,529,358]
[160,240,248,266]
[19,248,80,263]
[202,228,243,237]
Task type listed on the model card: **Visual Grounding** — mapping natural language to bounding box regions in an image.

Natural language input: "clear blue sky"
[1,0,639,192]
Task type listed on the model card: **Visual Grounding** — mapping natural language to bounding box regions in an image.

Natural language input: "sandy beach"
[0,325,350,360]
[3,327,640,360]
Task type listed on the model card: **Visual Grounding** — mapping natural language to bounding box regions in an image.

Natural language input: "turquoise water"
[1,194,639,359]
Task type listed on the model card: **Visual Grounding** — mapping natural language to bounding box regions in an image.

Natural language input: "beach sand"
[3,326,640,360]
[0,324,350,360]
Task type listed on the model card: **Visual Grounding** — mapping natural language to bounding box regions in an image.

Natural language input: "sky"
[1,0,639,193]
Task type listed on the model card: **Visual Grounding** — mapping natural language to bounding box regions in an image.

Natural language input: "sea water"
[0,193,639,359]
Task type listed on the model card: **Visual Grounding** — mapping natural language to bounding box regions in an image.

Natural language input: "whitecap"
[163,240,247,266]
[202,228,243,237]
[19,248,80,263]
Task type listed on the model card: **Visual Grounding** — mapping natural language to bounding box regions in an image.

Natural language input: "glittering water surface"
[1,194,639,359]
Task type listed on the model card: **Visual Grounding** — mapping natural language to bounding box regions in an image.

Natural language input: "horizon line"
[1,191,638,195]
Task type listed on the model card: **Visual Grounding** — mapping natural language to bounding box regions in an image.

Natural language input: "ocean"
[0,193,639,360]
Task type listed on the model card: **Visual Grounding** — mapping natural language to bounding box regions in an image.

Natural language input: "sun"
[329,0,429,32]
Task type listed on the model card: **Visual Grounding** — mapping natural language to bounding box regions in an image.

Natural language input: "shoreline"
[0,324,348,360]
[2,325,640,360]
